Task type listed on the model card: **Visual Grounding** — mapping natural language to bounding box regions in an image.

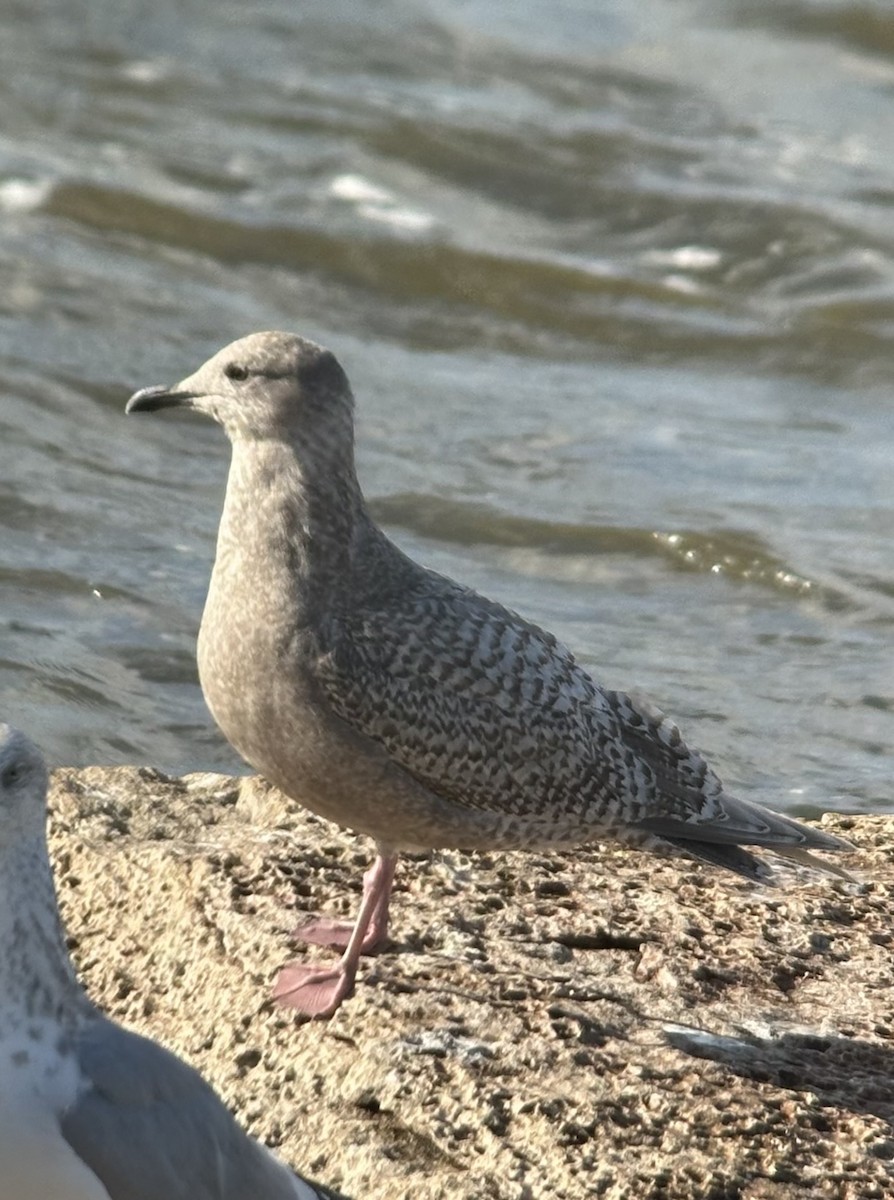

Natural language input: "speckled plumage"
[321,570,711,843]
[127,331,853,1015]
[0,724,337,1199]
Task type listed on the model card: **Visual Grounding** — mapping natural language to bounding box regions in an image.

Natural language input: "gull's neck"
[0,835,90,1032]
[213,434,370,617]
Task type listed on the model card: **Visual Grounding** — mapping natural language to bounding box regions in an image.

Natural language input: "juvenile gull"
[0,723,340,1199]
[126,332,853,1018]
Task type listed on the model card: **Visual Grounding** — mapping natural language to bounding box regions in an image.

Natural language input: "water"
[1,0,892,817]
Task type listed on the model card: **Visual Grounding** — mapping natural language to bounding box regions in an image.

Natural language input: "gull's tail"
[636,791,856,883]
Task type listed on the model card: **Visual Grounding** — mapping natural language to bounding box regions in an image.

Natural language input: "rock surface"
[50,765,893,1200]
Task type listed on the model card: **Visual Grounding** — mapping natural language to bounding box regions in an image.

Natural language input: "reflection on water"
[0,0,891,815]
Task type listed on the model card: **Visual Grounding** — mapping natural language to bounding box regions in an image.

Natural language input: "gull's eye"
[224,362,249,382]
[1,763,21,788]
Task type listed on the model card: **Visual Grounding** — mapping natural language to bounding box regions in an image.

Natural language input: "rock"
[50,766,894,1199]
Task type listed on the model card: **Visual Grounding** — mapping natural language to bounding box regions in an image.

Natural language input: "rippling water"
[1,0,892,816]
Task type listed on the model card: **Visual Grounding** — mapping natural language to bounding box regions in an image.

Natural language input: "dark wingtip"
[662,836,776,883]
[125,386,195,414]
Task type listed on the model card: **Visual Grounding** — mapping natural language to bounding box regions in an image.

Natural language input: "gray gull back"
[0,723,343,1198]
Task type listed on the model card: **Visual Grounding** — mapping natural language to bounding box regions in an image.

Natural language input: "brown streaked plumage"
[126,331,853,1017]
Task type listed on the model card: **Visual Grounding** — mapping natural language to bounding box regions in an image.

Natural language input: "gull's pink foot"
[291,917,357,952]
[292,916,389,953]
[275,848,398,1018]
[272,962,357,1019]
[290,854,395,954]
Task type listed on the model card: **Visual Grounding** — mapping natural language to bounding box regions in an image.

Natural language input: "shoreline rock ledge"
[51,764,893,1200]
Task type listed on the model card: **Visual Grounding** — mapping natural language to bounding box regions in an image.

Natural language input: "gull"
[126,331,853,1019]
[0,723,340,1199]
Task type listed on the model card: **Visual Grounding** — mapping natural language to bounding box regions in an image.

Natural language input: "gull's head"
[0,725,49,845]
[125,331,354,445]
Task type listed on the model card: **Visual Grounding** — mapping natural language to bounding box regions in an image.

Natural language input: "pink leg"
[273,850,398,1018]
[292,858,393,953]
